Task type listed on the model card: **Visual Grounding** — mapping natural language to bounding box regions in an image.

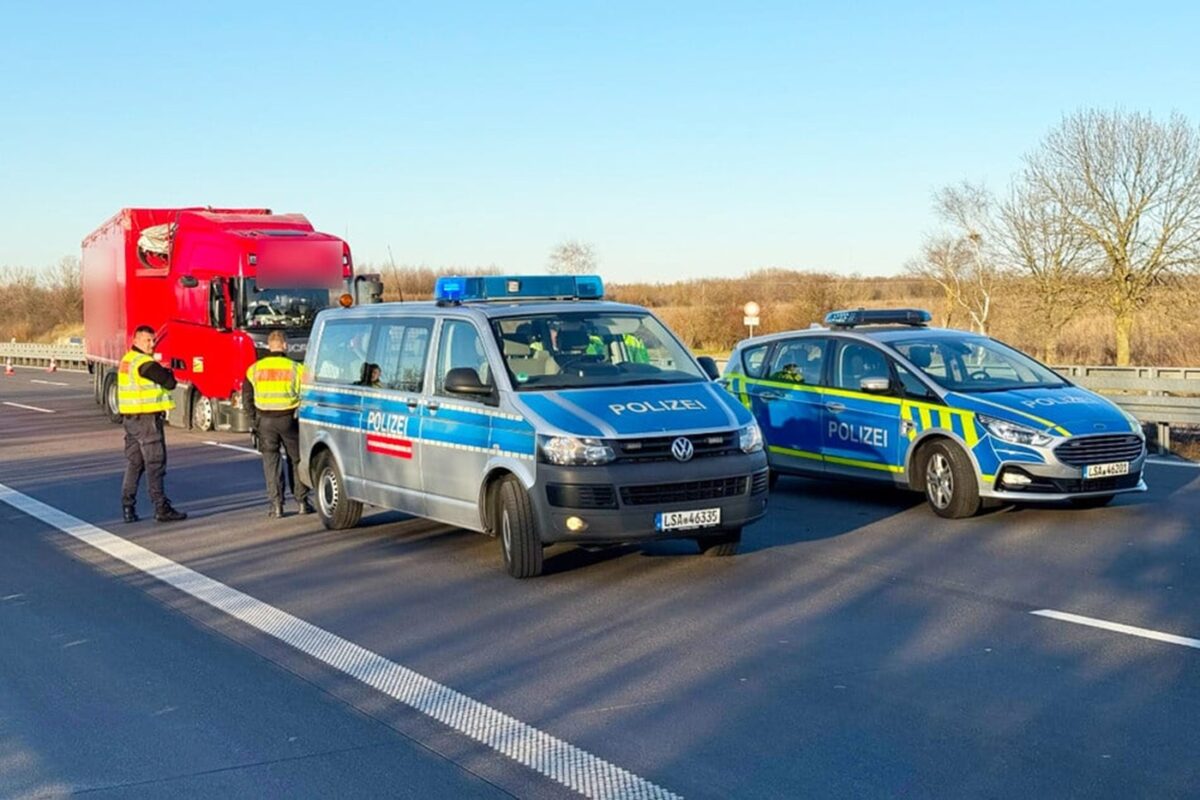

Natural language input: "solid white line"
[1146,457,1200,469]
[30,379,71,387]
[0,482,679,800]
[1031,609,1200,650]
[2,401,55,414]
[203,440,261,456]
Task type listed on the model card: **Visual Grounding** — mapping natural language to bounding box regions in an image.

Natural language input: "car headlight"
[978,414,1055,447]
[739,423,764,453]
[1120,409,1145,436]
[538,435,615,466]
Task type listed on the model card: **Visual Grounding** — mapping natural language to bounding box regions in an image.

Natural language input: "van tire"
[497,477,543,578]
[102,372,122,424]
[314,452,363,530]
[695,528,741,557]
[920,440,980,519]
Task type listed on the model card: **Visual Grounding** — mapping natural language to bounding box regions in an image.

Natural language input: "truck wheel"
[313,452,363,531]
[1069,494,1116,509]
[921,440,980,519]
[695,528,742,557]
[497,477,543,578]
[102,373,122,424]
[191,392,214,431]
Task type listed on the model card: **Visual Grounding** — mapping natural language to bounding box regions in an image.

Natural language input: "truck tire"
[695,527,742,556]
[102,373,122,424]
[191,392,214,432]
[313,452,363,531]
[497,477,543,578]
[921,440,980,519]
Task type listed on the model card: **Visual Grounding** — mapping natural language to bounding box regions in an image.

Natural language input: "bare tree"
[547,240,597,275]
[1025,109,1200,365]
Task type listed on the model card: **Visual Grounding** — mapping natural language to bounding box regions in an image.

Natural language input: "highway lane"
[2,370,1199,798]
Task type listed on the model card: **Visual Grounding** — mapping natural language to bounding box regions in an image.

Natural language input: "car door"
[748,337,830,474]
[357,316,434,514]
[822,339,903,478]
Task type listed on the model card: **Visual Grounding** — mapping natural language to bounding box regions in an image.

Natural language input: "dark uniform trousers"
[121,413,168,510]
[258,412,309,506]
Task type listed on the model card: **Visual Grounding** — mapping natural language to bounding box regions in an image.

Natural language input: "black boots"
[297,499,314,515]
[268,503,284,518]
[123,506,139,523]
[155,504,188,523]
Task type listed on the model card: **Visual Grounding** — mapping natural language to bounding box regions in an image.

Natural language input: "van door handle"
[759,391,784,401]
[825,402,846,413]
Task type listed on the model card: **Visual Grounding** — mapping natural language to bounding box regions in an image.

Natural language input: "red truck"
[83,207,380,432]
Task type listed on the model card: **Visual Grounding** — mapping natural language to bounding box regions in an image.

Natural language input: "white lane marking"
[0,483,680,800]
[2,401,55,414]
[1031,609,1200,650]
[30,379,71,387]
[204,440,260,456]
[1146,457,1200,469]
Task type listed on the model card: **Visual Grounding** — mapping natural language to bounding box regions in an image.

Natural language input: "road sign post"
[743,301,761,338]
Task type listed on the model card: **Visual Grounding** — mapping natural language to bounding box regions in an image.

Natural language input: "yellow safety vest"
[246,355,304,411]
[117,351,174,414]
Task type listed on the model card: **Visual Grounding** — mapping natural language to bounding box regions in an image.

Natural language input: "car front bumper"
[980,453,1148,502]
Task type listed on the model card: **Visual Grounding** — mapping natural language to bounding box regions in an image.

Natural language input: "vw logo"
[671,437,694,462]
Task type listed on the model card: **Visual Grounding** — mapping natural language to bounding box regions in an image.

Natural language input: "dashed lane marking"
[1031,609,1200,651]
[30,379,71,387]
[0,482,681,800]
[204,440,261,456]
[2,401,55,414]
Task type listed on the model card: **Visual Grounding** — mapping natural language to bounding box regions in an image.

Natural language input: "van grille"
[619,476,747,506]
[615,431,738,463]
[1054,435,1144,467]
[546,483,618,509]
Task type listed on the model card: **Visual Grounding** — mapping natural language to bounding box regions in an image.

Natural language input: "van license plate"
[656,508,721,531]
[1085,461,1129,479]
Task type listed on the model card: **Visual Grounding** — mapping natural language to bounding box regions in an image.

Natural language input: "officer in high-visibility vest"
[245,330,312,518]
[119,325,187,523]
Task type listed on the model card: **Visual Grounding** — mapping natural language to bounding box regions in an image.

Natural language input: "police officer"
[245,330,312,517]
[119,325,188,523]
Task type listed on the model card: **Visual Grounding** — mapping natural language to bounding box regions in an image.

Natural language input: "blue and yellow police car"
[297,275,769,577]
[721,308,1147,518]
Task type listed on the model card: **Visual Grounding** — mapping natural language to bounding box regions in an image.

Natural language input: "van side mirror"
[860,377,892,394]
[697,356,720,381]
[444,368,495,400]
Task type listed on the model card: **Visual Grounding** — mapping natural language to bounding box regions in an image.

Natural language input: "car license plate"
[656,508,721,531]
[1085,461,1130,479]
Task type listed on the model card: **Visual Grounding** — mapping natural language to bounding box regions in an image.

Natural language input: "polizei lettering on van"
[609,399,707,415]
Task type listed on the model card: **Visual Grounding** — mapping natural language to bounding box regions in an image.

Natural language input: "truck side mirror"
[210,278,230,332]
[696,356,720,381]
[354,274,384,305]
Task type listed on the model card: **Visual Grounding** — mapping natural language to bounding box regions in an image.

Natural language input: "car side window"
[833,341,891,391]
[312,321,374,385]
[369,318,433,392]
[766,339,827,385]
[434,320,493,397]
[741,344,770,379]
[895,362,937,400]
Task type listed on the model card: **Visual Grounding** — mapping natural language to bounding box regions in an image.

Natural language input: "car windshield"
[241,278,330,329]
[491,312,706,391]
[889,334,1068,393]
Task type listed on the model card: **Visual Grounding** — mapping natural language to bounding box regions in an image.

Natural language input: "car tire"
[191,391,214,432]
[314,452,363,531]
[1069,494,1116,509]
[102,372,122,424]
[921,440,980,519]
[497,477,543,578]
[695,527,742,557]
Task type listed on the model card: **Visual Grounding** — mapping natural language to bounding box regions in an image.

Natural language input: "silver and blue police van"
[722,308,1147,518]
[297,275,768,577]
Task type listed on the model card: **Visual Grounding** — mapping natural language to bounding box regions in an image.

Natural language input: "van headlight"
[539,435,615,466]
[739,423,764,453]
[978,414,1054,447]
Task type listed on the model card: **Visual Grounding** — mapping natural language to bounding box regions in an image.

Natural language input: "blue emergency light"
[824,308,932,328]
[434,275,605,304]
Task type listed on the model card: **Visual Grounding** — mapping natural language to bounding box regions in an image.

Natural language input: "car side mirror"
[444,367,496,401]
[860,377,892,394]
[697,356,720,381]
[179,275,199,288]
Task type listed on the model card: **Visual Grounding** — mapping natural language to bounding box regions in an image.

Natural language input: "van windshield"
[491,312,706,391]
[889,334,1068,393]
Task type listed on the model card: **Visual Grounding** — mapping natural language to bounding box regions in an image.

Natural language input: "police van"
[297,275,769,577]
[722,309,1147,518]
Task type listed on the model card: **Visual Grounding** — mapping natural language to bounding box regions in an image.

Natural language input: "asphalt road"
[1,367,1198,799]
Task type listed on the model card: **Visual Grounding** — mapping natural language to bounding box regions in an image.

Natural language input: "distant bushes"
[0,259,82,343]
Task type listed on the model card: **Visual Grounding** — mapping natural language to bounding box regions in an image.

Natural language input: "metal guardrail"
[0,342,89,371]
[1052,365,1200,448]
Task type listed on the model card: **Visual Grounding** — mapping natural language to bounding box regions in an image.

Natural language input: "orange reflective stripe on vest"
[117,351,174,414]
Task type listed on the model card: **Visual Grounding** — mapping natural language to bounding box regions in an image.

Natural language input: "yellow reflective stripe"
[819,385,903,405]
[960,411,980,447]
[117,351,173,414]
[768,445,905,474]
[768,445,823,461]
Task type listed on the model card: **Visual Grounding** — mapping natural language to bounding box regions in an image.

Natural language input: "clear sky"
[1,1,1197,281]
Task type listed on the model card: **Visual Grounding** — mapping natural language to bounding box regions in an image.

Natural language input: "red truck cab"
[83,207,377,432]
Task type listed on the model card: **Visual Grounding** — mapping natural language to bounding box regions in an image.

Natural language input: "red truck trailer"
[83,207,380,432]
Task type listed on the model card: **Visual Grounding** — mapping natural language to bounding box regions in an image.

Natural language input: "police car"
[297,275,769,577]
[722,308,1147,518]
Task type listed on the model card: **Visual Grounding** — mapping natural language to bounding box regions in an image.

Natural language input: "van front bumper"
[531,451,770,544]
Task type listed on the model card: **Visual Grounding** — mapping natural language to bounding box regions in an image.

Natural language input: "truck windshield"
[241,278,330,329]
[889,335,1068,393]
[491,312,706,391]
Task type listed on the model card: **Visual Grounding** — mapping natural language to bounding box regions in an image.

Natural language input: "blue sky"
[1,1,1196,280]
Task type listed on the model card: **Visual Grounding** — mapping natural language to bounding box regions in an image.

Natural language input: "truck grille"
[1054,435,1144,467]
[620,476,747,506]
[615,431,738,463]
[546,483,618,509]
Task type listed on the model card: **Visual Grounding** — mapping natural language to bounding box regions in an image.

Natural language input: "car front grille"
[619,476,747,506]
[1054,434,1144,467]
[615,431,739,463]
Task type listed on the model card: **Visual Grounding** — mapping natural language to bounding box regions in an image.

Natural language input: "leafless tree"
[1025,109,1200,365]
[547,240,597,275]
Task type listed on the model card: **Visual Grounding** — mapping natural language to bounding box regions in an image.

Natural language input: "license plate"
[656,508,721,531]
[1085,461,1130,479]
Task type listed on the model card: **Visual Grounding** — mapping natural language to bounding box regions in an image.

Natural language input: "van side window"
[312,322,373,385]
[741,344,769,379]
[435,320,492,396]
[371,319,433,392]
[766,339,827,385]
